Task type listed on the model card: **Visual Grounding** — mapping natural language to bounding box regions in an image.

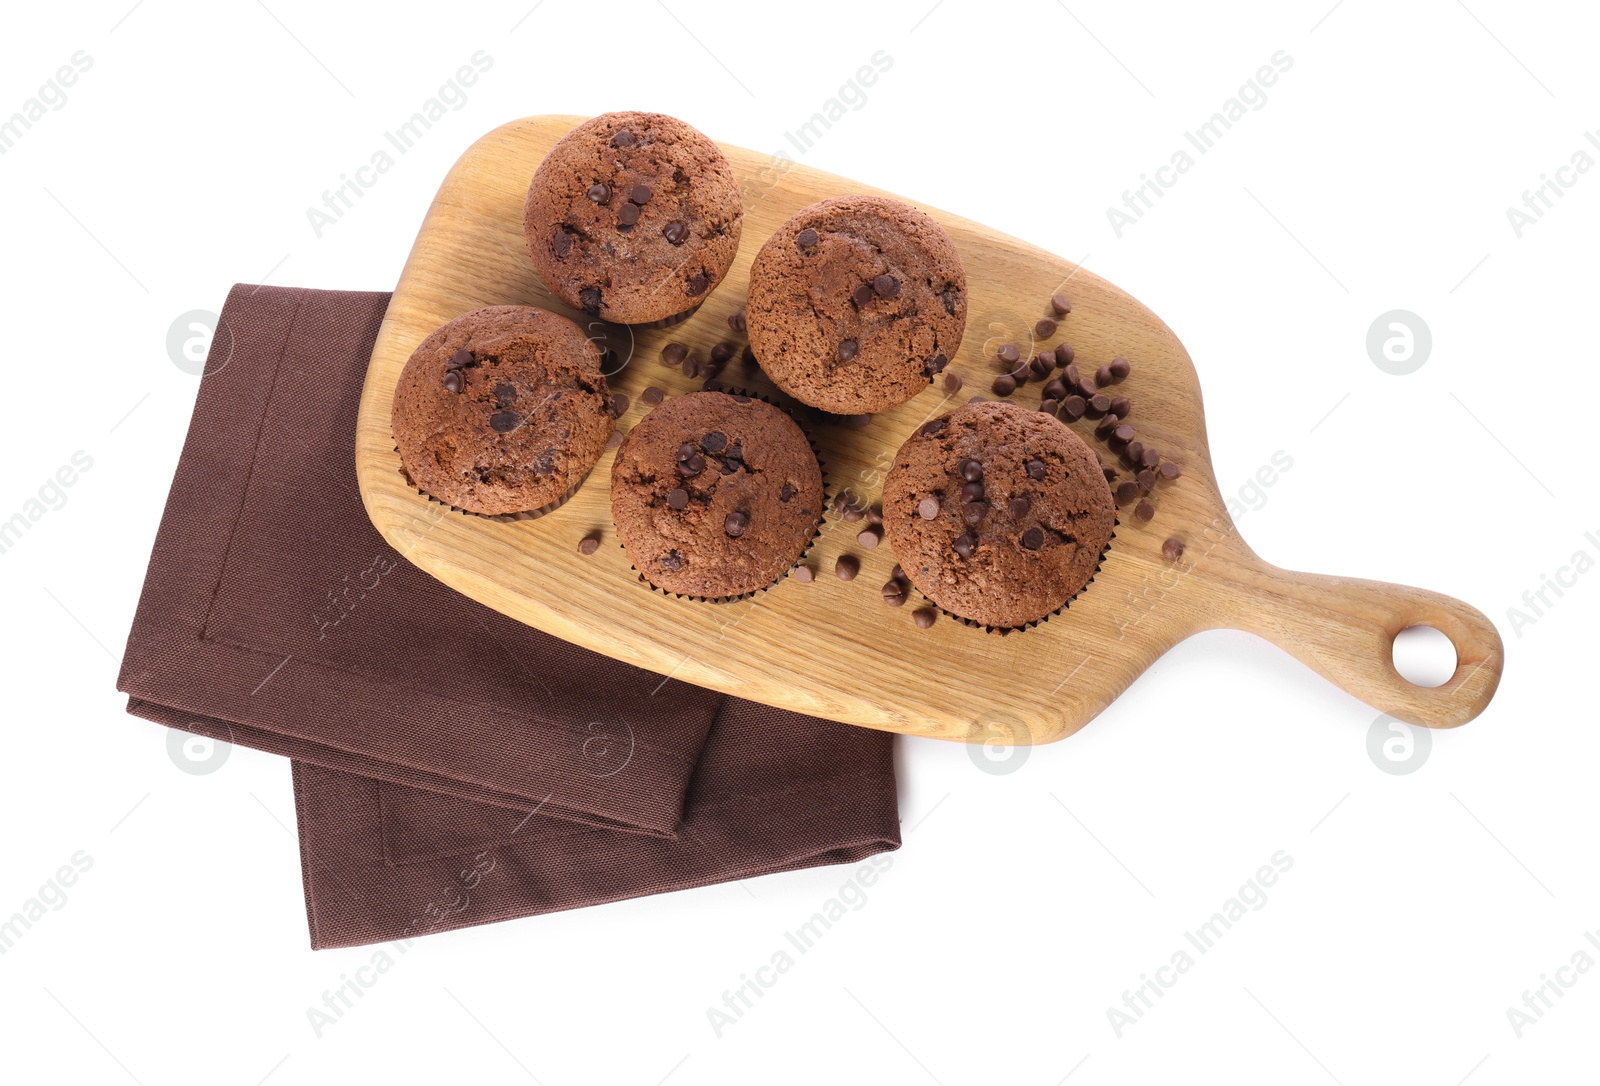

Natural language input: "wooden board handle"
[1207,553,1504,728]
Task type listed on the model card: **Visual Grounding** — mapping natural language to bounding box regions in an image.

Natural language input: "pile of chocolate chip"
[656,308,759,394]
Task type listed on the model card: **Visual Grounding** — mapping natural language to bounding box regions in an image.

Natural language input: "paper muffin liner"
[912,515,1120,636]
[393,441,599,524]
[620,388,829,605]
[624,300,704,331]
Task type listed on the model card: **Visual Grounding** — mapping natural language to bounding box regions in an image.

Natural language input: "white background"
[2,1,1596,1083]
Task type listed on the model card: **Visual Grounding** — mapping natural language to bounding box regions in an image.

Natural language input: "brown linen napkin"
[117,284,900,949]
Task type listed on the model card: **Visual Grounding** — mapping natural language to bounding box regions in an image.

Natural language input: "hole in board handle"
[1391,625,1458,688]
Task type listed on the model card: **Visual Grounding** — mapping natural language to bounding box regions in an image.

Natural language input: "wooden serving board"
[355,115,1502,743]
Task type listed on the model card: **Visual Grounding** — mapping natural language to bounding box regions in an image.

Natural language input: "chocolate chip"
[1115,481,1139,504]
[489,410,519,433]
[1142,448,1160,470]
[448,349,474,369]
[1097,365,1114,386]
[796,227,819,250]
[1162,537,1184,561]
[1089,394,1112,414]
[959,459,983,482]
[577,535,600,555]
[869,501,884,525]
[1159,461,1181,480]
[1110,396,1131,418]
[1054,343,1075,367]
[629,184,652,205]
[918,418,949,438]
[1009,495,1031,517]
[1103,465,1118,481]
[1035,318,1057,338]
[1025,458,1046,480]
[1134,500,1155,522]
[710,343,733,365]
[677,452,705,475]
[1031,353,1054,379]
[792,564,815,583]
[779,482,798,502]
[960,481,984,502]
[1039,398,1059,415]
[841,500,866,523]
[941,289,958,315]
[665,488,689,510]
[610,393,629,417]
[687,273,709,295]
[616,202,640,227]
[913,608,936,629]
[1114,424,1136,444]
[441,370,463,393]
[925,353,949,377]
[962,501,987,524]
[741,344,756,365]
[881,579,907,607]
[838,339,859,362]
[1057,394,1084,420]
[552,230,573,257]
[681,353,701,379]
[1021,527,1045,550]
[1095,414,1120,438]
[843,413,873,429]
[702,430,727,452]
[728,309,747,334]
[992,374,1017,397]
[873,274,900,299]
[725,511,749,537]
[997,343,1020,365]
[1138,468,1157,490]
[835,555,860,581]
[857,526,882,548]
[953,531,976,558]
[611,129,636,148]
[643,386,665,405]
[918,496,941,520]
[579,287,601,315]
[943,371,964,394]
[1050,293,1072,317]
[852,282,875,306]
[1076,378,1099,399]
[663,221,689,245]
[662,342,687,366]
[660,550,683,570]
[587,182,611,204]
[606,430,623,449]
[1125,441,1145,468]
[1110,356,1131,380]
[1063,363,1080,387]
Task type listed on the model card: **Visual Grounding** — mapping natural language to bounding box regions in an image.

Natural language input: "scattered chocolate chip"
[629,184,652,205]
[1115,481,1139,504]
[448,349,474,369]
[1061,394,1087,420]
[727,309,747,334]
[796,227,819,250]
[643,386,665,405]
[792,564,815,583]
[1141,448,1160,470]
[843,413,873,430]
[1089,394,1112,414]
[1097,365,1114,386]
[1138,468,1158,490]
[489,410,520,433]
[663,221,689,245]
[1095,414,1120,438]
[587,182,612,204]
[842,500,866,523]
[741,344,756,365]
[962,501,988,524]
[616,202,641,227]
[1162,537,1184,561]
[662,342,687,366]
[687,273,709,295]
[1042,379,1067,401]
[1050,293,1072,317]
[577,535,600,555]
[1110,396,1131,418]
[953,531,977,558]
[1021,527,1045,550]
[913,608,937,629]
[1103,465,1118,481]
[1076,378,1099,400]
[881,579,907,607]
[610,393,629,417]
[1159,461,1181,480]
[1054,343,1076,367]
[725,511,749,537]
[869,503,884,526]
[441,370,463,393]
[660,550,683,570]
[992,374,1017,397]
[1035,318,1057,338]
[1063,363,1080,387]
[1009,495,1032,517]
[838,339,859,362]
[852,282,875,306]
[1125,441,1145,467]
[1031,353,1054,379]
[1039,398,1059,415]
[997,343,1020,365]
[874,274,900,299]
[943,371,964,393]
[918,496,941,520]
[959,458,983,482]
[606,430,624,449]
[1134,500,1155,522]
[1025,458,1046,480]
[611,129,636,149]
[665,488,689,510]
[1114,424,1136,444]
[835,555,860,581]
[857,526,882,548]
[1110,356,1131,380]
[710,343,734,365]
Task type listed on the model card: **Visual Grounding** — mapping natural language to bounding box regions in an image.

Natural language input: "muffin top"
[392,306,613,516]
[883,401,1114,628]
[611,392,823,599]
[524,112,744,325]
[746,194,967,415]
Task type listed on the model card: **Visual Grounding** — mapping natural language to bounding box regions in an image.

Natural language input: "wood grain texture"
[355,115,1503,743]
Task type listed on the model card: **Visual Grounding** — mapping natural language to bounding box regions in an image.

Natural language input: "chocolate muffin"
[524,112,744,326]
[611,392,823,599]
[392,306,613,517]
[883,401,1114,629]
[746,195,967,415]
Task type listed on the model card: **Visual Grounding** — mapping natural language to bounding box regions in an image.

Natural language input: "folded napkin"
[117,284,900,949]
